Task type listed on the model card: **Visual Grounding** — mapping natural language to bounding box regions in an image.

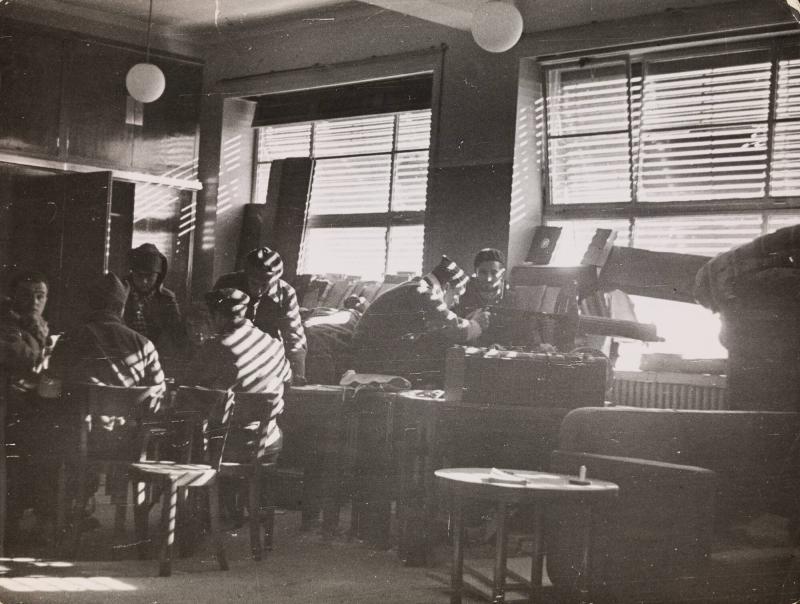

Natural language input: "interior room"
[1,0,800,602]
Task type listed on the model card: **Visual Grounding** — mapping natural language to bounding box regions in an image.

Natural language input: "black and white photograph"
[0,0,799,602]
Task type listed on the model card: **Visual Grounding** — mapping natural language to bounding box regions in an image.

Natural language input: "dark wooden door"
[12,171,115,333]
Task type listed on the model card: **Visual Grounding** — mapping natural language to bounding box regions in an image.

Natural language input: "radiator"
[611,370,728,410]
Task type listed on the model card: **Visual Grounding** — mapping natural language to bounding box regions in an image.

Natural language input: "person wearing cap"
[123,243,185,365]
[183,288,290,396]
[351,255,489,386]
[456,248,509,318]
[51,272,165,392]
[214,247,307,384]
[184,287,291,523]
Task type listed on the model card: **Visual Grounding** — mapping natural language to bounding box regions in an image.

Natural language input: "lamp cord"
[145,0,153,62]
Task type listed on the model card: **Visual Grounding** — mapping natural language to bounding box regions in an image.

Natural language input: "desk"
[436,468,618,604]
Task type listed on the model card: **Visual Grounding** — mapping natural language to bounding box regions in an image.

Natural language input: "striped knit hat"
[205,288,250,319]
[245,247,284,279]
[431,255,469,293]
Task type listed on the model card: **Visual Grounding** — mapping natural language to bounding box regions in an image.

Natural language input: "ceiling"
[5,0,748,37]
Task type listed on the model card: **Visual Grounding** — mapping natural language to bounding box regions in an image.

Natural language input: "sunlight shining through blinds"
[546,62,636,204]
[391,151,429,211]
[314,114,395,157]
[308,155,392,214]
[638,52,772,202]
[257,123,312,161]
[633,213,764,256]
[771,57,800,196]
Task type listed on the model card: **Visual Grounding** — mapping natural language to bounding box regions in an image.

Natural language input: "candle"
[579,465,587,481]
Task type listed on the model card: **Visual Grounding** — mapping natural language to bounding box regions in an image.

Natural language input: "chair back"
[172,386,234,465]
[174,386,234,425]
[85,383,163,419]
[226,390,284,464]
[75,383,164,462]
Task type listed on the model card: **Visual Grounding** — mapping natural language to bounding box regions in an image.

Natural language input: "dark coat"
[351,276,470,385]
[51,310,165,391]
[124,244,185,359]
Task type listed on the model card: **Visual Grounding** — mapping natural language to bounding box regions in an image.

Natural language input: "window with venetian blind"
[253,109,431,281]
[539,35,800,361]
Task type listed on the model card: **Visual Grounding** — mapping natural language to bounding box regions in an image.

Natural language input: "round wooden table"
[435,468,618,604]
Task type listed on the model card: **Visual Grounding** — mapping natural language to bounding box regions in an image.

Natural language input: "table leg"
[493,501,508,603]
[450,498,465,604]
[528,506,543,604]
[577,506,594,604]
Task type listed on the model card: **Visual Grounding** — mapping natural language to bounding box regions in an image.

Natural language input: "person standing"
[123,243,185,365]
[214,247,306,384]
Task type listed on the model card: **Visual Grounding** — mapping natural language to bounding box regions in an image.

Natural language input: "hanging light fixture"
[126,0,165,103]
[471,0,524,53]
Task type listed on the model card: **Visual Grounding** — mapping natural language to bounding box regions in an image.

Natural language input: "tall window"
[254,109,431,280]
[539,36,800,362]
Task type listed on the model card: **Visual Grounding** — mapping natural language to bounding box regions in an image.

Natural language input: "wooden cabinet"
[0,22,63,157]
[63,39,137,168]
[0,19,203,178]
[11,170,126,333]
[132,58,202,176]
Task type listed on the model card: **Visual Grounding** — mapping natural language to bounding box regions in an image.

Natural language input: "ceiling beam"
[358,0,477,31]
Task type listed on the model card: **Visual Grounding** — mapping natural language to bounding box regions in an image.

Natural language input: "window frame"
[539,34,800,222]
[252,109,431,278]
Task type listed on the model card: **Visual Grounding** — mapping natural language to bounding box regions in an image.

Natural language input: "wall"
[199,3,519,282]
[197,0,791,286]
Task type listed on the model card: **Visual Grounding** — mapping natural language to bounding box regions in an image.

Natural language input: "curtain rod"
[218,43,447,85]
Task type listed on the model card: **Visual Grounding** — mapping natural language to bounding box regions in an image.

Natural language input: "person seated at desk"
[123,243,186,373]
[51,272,165,391]
[1,271,57,546]
[0,271,54,390]
[351,255,489,387]
[456,247,509,317]
[214,247,307,385]
[183,288,291,525]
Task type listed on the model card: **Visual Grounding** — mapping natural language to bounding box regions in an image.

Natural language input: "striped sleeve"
[280,284,307,353]
[415,281,470,339]
[141,339,167,395]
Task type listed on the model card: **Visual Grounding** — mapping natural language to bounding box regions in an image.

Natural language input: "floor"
[0,494,483,604]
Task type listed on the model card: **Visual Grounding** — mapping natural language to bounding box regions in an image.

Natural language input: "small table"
[436,468,618,604]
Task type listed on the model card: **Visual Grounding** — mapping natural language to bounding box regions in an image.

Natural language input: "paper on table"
[483,468,528,485]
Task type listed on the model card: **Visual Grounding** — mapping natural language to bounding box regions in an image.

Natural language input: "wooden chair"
[69,382,164,558]
[128,386,231,577]
[217,390,284,561]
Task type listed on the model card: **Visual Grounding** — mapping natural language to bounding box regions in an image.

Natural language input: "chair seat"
[130,462,217,487]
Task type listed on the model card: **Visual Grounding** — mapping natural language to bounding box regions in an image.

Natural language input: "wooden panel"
[599,246,710,303]
[64,39,136,167]
[131,183,194,306]
[0,22,63,156]
[59,171,114,333]
[11,171,113,333]
[132,59,202,177]
[109,181,135,277]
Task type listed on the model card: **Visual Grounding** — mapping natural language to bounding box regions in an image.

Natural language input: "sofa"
[546,406,800,603]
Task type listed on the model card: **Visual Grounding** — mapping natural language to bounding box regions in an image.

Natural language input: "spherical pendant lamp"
[125,0,165,103]
[126,62,165,103]
[471,1,524,54]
